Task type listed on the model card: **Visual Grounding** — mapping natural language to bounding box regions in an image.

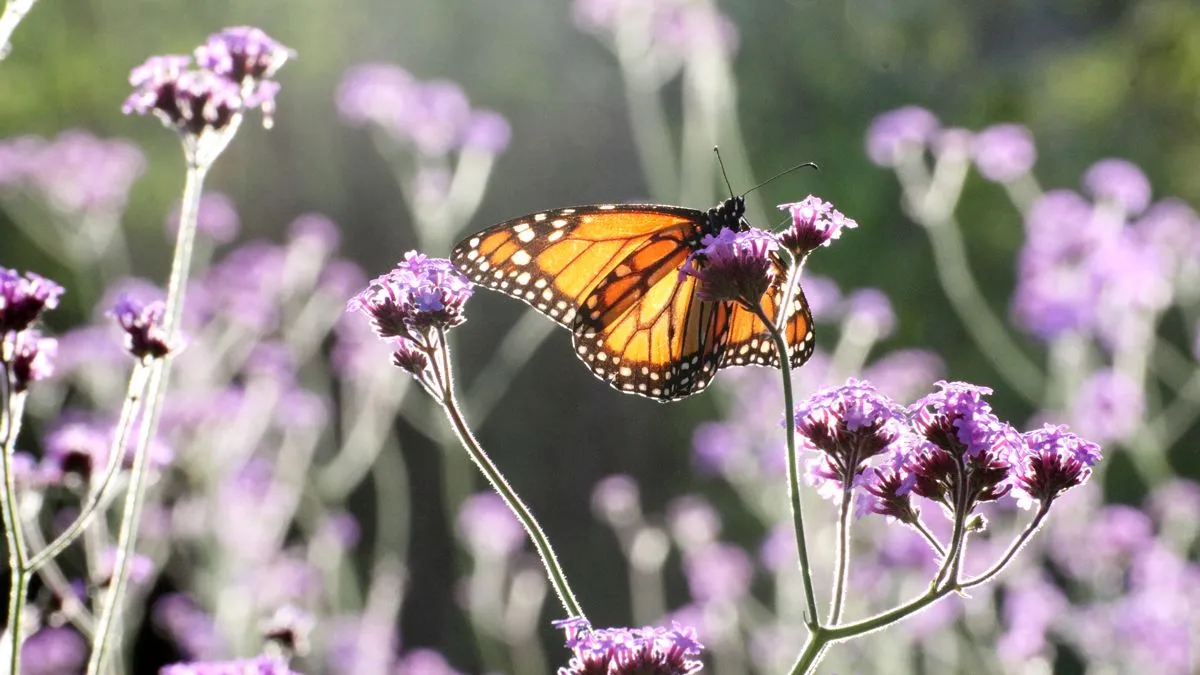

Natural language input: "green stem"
[430,333,584,619]
[750,303,819,627]
[960,503,1049,589]
[828,481,854,624]
[1,358,29,675]
[911,518,946,558]
[88,159,211,675]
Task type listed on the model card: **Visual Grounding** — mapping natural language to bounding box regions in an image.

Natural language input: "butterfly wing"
[720,259,816,370]
[450,204,707,328]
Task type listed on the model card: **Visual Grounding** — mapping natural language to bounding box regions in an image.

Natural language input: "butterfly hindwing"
[450,205,707,329]
[720,259,816,370]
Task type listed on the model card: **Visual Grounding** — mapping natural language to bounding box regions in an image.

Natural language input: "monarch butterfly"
[450,196,814,401]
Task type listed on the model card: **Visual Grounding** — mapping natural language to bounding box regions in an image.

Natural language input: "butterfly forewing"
[450,205,707,328]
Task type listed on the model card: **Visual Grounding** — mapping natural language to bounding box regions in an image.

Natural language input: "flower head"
[680,227,777,306]
[456,491,526,558]
[1011,424,1101,507]
[1083,158,1152,215]
[970,123,1037,183]
[858,455,920,524]
[7,330,55,391]
[194,26,294,128]
[793,378,908,497]
[347,251,474,343]
[390,337,430,376]
[554,618,705,675]
[111,294,177,360]
[0,267,64,334]
[777,195,858,256]
[124,57,244,137]
[160,656,300,675]
[865,106,940,167]
[21,626,88,675]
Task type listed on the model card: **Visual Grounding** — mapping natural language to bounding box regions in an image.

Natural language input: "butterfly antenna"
[713,146,736,198]
[741,161,819,198]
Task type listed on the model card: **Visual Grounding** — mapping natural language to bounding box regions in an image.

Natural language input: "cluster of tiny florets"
[554,618,705,675]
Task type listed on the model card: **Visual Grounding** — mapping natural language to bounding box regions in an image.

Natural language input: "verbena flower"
[462,109,513,153]
[969,123,1036,183]
[554,617,705,675]
[0,267,64,334]
[41,420,109,487]
[683,542,753,604]
[679,227,777,307]
[20,626,88,675]
[159,655,299,675]
[794,379,907,501]
[194,26,293,127]
[347,252,473,345]
[842,288,894,338]
[1068,369,1144,445]
[1011,424,1101,507]
[858,453,919,524]
[152,593,223,660]
[1082,158,1152,215]
[777,195,859,256]
[21,130,145,215]
[7,329,56,391]
[97,547,155,586]
[390,337,430,376]
[865,106,940,167]
[124,58,244,136]
[166,192,241,243]
[111,294,177,360]
[456,491,526,558]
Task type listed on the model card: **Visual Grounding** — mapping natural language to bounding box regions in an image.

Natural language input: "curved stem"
[1,359,29,675]
[960,503,1049,589]
[911,518,946,558]
[750,303,819,627]
[88,159,211,675]
[29,363,151,571]
[430,333,584,619]
[828,482,854,624]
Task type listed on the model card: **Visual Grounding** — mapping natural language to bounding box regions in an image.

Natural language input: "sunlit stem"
[426,329,584,619]
[960,502,1050,589]
[749,301,819,628]
[88,155,213,675]
[0,0,39,61]
[1,357,30,675]
[828,481,854,624]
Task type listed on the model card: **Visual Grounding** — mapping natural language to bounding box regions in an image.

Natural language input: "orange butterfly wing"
[720,260,816,370]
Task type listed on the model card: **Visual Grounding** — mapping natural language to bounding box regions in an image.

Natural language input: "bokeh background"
[2,0,1200,673]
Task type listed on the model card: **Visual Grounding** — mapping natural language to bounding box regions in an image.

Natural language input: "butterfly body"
[451,197,814,401]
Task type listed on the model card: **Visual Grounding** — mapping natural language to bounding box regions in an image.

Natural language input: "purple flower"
[758,523,797,573]
[348,251,473,344]
[861,349,945,404]
[159,656,299,675]
[1083,158,1152,215]
[651,2,739,58]
[777,195,858,256]
[591,474,641,527]
[98,547,155,585]
[260,605,314,658]
[666,495,722,550]
[287,212,341,254]
[680,227,778,306]
[1011,424,1100,507]
[800,273,841,322]
[996,574,1066,662]
[683,542,753,604]
[395,649,467,675]
[0,267,64,334]
[403,80,473,156]
[858,455,919,524]
[335,62,415,132]
[456,491,526,557]
[24,130,146,215]
[865,106,940,167]
[41,420,109,487]
[124,57,244,136]
[195,26,293,82]
[1069,369,1144,445]
[390,337,430,375]
[462,109,512,154]
[554,618,705,675]
[1134,199,1200,276]
[970,123,1036,183]
[842,288,895,338]
[690,420,740,477]
[20,626,88,675]
[0,135,43,186]
[166,192,241,243]
[152,593,222,660]
[110,294,176,360]
[793,379,907,498]
[7,330,56,391]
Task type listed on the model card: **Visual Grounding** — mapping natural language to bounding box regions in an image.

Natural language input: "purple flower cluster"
[347,251,473,376]
[124,26,292,136]
[572,0,739,61]
[0,130,145,215]
[336,63,511,156]
[680,227,778,306]
[110,294,176,360]
[554,617,705,675]
[1,267,62,390]
[791,379,1100,522]
[777,195,859,256]
[160,656,299,675]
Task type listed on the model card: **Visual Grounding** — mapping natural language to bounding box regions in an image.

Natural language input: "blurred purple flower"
[777,195,858,256]
[124,57,244,137]
[652,2,739,58]
[861,349,945,404]
[98,547,155,585]
[260,605,314,658]
[666,495,721,550]
[866,106,940,167]
[683,542,753,604]
[111,294,176,360]
[680,227,778,306]
[402,80,472,156]
[20,626,88,675]
[970,123,1036,183]
[758,522,797,573]
[554,617,705,675]
[166,192,240,243]
[800,273,841,322]
[8,330,56,391]
[997,574,1066,662]
[335,62,414,132]
[1011,424,1101,507]
[41,420,109,487]
[1134,198,1200,275]
[0,135,43,186]
[932,126,971,158]
[0,267,64,334]
[287,212,341,254]
[24,130,145,215]
[690,420,740,476]
[1068,369,1143,445]
[152,593,222,660]
[160,656,299,675]
[395,649,467,675]
[348,251,474,343]
[456,491,526,557]
[1083,158,1152,215]
[842,288,895,338]
[591,474,641,527]
[462,109,512,154]
[1147,478,1200,533]
[317,511,362,551]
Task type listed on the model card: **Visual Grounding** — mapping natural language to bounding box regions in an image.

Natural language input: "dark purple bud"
[1012,424,1101,506]
[7,330,55,391]
[679,227,778,307]
[110,294,176,360]
[0,267,64,334]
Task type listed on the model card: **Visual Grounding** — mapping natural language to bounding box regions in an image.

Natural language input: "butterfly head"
[704,196,747,239]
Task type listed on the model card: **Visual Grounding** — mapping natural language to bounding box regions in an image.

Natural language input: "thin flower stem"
[88,159,211,675]
[1,359,30,675]
[960,503,1050,589]
[20,522,95,635]
[788,631,830,675]
[750,303,819,628]
[29,363,151,571]
[912,518,946,558]
[828,481,855,624]
[431,332,585,619]
[0,0,39,60]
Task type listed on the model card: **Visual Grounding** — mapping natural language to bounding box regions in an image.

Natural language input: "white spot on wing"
[512,250,532,266]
